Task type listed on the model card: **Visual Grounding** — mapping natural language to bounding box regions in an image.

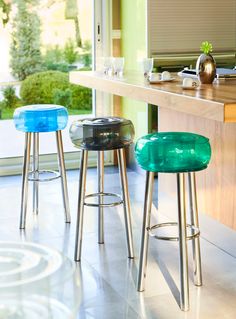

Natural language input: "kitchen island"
[70,71,236,230]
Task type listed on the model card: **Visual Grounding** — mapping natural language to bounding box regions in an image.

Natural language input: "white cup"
[161,71,171,80]
[149,73,161,81]
[183,77,198,88]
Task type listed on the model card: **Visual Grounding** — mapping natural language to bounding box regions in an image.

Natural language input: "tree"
[0,0,11,26]
[65,0,81,47]
[10,0,43,80]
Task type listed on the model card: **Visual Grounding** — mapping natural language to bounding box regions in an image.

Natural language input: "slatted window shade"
[148,0,236,54]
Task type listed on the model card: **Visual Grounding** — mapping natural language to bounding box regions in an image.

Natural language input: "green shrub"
[78,40,92,67]
[42,45,69,72]
[2,86,18,108]
[0,100,4,119]
[43,61,69,72]
[70,83,92,110]
[78,66,92,71]
[53,88,72,108]
[43,45,64,63]
[20,71,92,110]
[64,39,78,64]
[20,71,68,105]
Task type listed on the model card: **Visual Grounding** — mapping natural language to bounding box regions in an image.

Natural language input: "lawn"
[0,108,92,120]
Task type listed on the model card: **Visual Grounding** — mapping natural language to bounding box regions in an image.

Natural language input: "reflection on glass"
[0,242,80,319]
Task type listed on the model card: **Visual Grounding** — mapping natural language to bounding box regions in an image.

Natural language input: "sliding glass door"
[0,0,112,175]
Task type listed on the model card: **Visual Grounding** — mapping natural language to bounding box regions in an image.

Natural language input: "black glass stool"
[70,117,135,261]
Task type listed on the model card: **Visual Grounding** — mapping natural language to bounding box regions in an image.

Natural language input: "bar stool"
[135,132,211,311]
[69,117,135,261]
[13,104,70,229]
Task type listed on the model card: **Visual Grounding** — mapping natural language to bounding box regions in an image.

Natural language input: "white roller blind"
[148,0,236,54]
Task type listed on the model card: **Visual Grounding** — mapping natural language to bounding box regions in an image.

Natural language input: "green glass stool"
[135,132,211,311]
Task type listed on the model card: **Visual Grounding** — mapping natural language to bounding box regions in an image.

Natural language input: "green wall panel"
[121,0,148,140]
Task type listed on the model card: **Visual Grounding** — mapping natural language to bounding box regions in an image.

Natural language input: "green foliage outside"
[64,39,78,64]
[42,45,69,72]
[0,86,23,119]
[53,88,72,108]
[10,0,43,80]
[79,40,92,67]
[0,0,11,26]
[2,86,19,108]
[20,71,92,111]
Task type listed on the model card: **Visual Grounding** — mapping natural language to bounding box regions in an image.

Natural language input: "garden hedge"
[20,71,92,110]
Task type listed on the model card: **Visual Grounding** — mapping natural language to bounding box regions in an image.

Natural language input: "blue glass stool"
[14,104,70,229]
[135,132,211,311]
[70,117,135,262]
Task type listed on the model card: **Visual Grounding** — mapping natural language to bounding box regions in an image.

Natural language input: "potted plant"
[196,41,216,84]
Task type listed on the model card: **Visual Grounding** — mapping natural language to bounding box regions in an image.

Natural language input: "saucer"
[149,77,175,84]
[180,85,199,90]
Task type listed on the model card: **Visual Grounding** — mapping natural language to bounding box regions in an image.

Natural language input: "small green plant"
[2,86,18,109]
[200,41,213,55]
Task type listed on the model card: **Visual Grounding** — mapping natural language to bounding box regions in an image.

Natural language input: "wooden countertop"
[69,71,236,123]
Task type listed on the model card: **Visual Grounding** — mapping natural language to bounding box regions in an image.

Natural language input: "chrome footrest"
[28,170,61,182]
[84,192,123,207]
[148,222,200,241]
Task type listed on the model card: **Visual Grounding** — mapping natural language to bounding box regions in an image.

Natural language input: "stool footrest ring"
[148,222,200,241]
[84,192,123,207]
[28,170,61,182]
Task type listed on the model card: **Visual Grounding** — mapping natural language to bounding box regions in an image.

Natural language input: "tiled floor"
[0,167,236,318]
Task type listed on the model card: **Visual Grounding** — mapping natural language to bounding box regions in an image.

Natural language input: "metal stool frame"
[137,171,202,311]
[74,148,134,262]
[19,131,71,229]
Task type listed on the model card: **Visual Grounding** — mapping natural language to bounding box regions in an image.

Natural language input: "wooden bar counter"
[70,71,236,230]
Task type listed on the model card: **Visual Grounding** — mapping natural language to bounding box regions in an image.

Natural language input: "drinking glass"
[113,57,125,77]
[102,57,114,76]
[142,58,153,77]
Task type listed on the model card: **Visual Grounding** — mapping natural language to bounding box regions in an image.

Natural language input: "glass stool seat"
[13,104,68,133]
[70,117,135,150]
[135,131,211,173]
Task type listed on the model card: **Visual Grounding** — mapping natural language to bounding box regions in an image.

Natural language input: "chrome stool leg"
[74,150,88,261]
[188,172,202,286]
[32,132,39,215]
[177,173,189,311]
[56,130,71,223]
[117,148,134,258]
[97,151,104,244]
[137,171,155,291]
[19,133,32,229]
